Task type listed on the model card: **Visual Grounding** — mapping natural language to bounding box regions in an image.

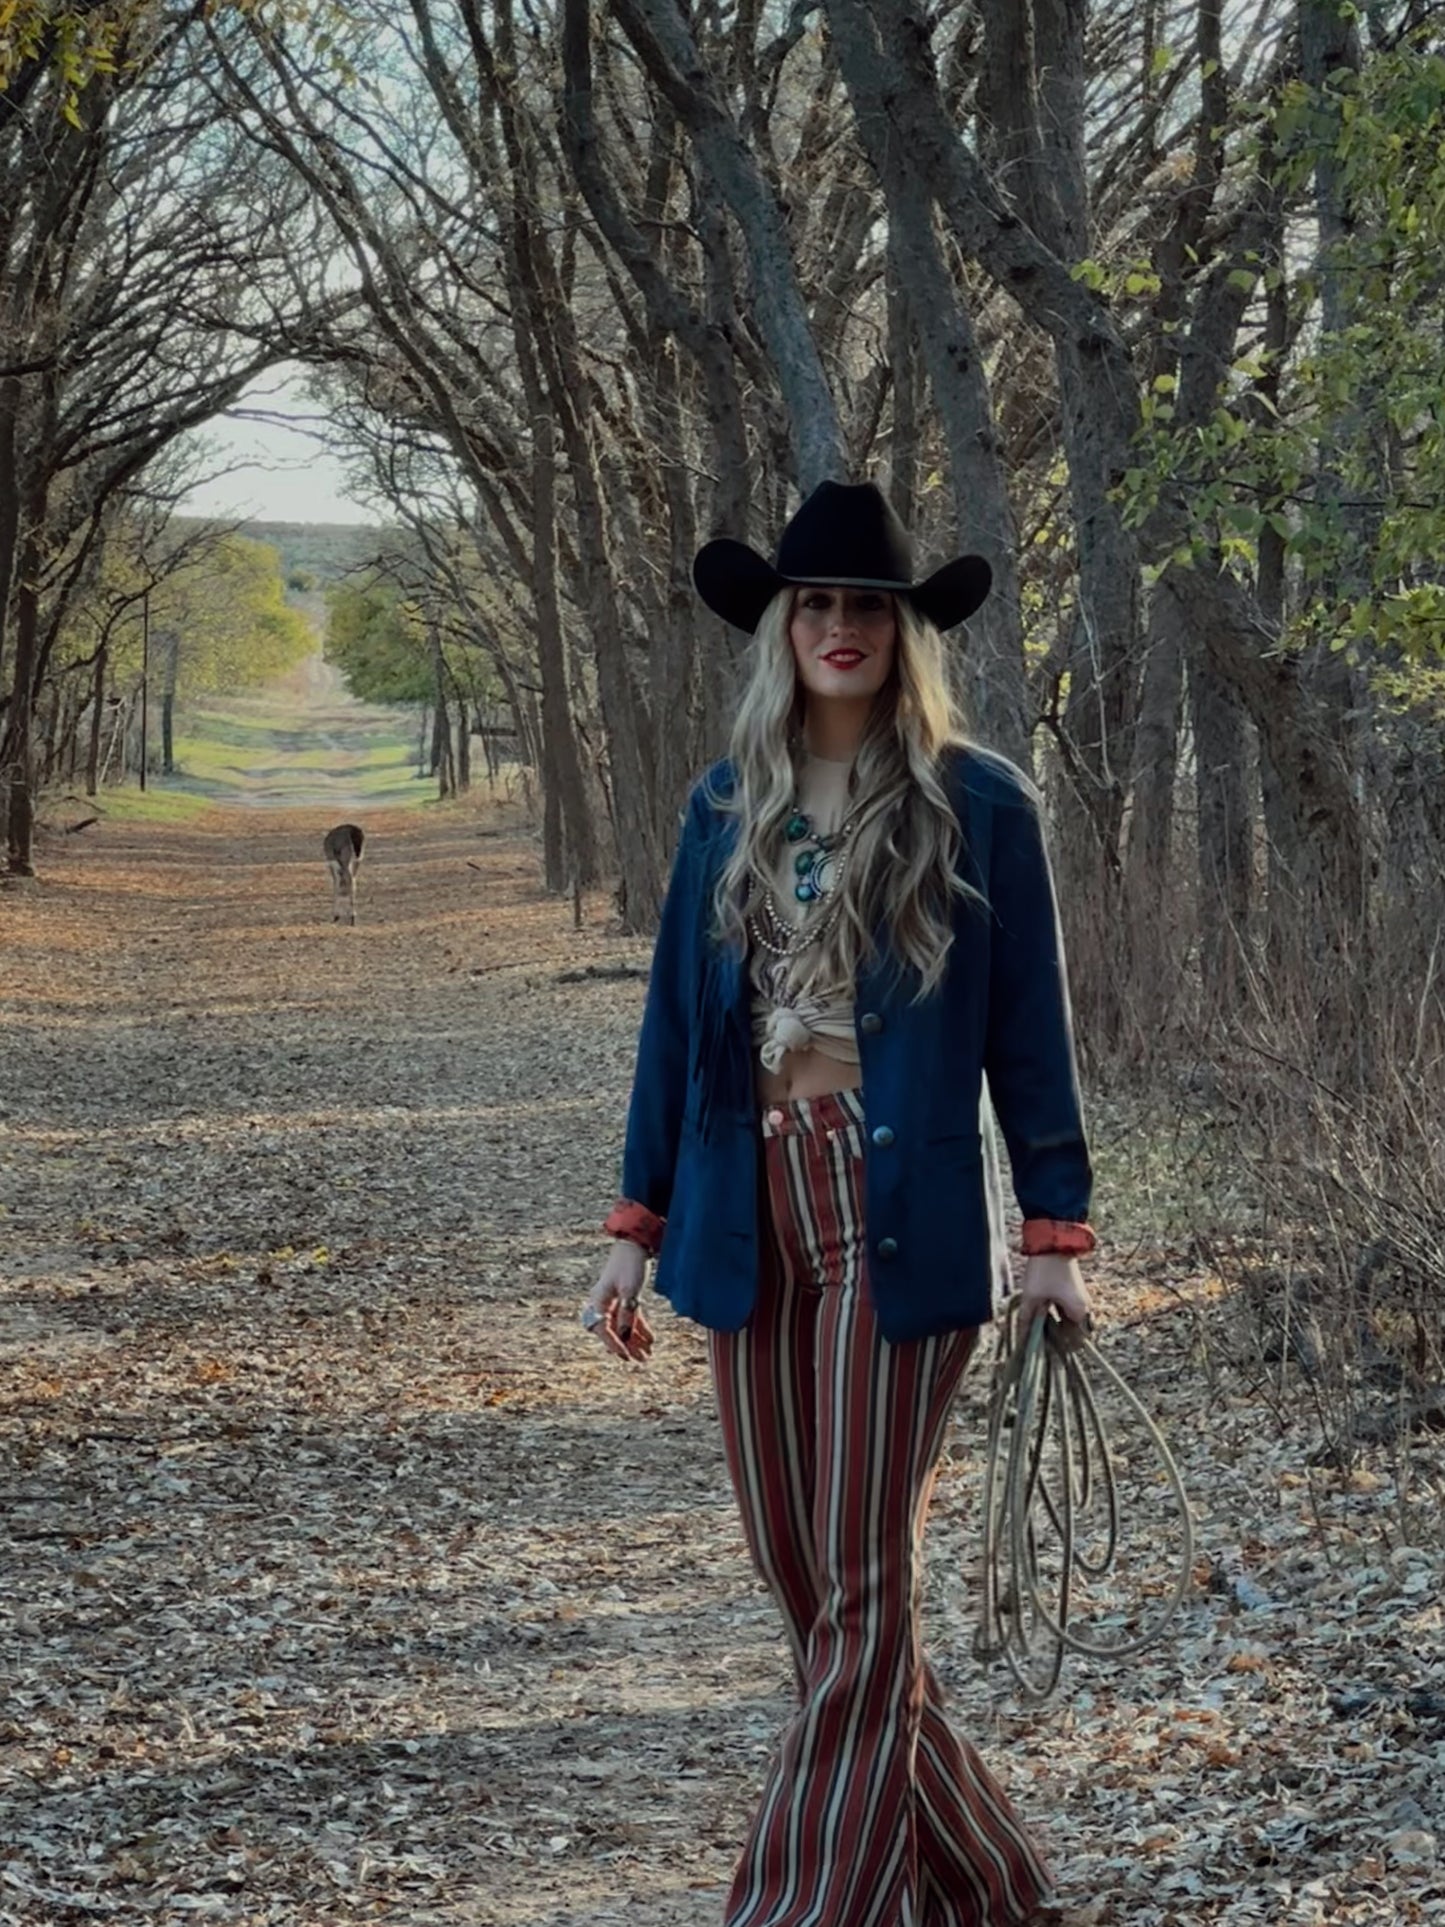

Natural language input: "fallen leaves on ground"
[1,799,1442,1927]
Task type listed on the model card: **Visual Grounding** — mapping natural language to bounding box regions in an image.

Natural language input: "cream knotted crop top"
[749,753,861,1074]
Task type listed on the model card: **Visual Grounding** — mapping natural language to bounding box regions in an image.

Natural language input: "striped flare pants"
[707,1089,1054,1927]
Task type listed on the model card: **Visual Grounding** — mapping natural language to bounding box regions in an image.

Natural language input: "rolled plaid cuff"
[603,1198,667,1256]
[1020,1217,1097,1258]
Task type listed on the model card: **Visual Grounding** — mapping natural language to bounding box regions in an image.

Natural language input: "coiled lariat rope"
[973,1303,1195,1703]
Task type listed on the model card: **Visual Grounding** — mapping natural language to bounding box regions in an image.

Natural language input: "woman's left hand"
[1016,1252,1091,1329]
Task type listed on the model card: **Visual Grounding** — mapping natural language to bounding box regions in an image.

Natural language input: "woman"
[584,480,1095,1927]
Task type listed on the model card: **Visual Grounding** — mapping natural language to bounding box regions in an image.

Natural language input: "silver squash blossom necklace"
[747,794,859,962]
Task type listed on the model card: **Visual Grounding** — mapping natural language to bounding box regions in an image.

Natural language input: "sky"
[178,367,383,527]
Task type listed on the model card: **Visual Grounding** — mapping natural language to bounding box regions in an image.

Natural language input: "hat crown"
[690,476,992,634]
[774,481,915,586]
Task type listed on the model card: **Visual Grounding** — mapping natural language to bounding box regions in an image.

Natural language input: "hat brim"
[910,555,994,631]
[692,539,782,635]
[693,539,992,635]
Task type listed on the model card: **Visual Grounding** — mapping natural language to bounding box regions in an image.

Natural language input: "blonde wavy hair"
[710,587,982,997]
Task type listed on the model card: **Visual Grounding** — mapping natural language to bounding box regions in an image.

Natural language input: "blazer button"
[871,1125,895,1148]
[876,1237,899,1261]
[860,1011,883,1035]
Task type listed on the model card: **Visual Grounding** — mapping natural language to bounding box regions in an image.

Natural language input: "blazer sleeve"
[618,789,704,1220]
[982,784,1094,1224]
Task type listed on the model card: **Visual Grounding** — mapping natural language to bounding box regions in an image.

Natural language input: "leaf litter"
[0,803,1441,1926]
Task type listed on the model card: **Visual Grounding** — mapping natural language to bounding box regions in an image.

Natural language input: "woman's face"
[788,586,897,705]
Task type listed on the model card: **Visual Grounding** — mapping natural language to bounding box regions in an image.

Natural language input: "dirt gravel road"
[2,799,1441,1927]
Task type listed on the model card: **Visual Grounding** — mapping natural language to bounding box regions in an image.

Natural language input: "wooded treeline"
[0,2,321,854]
[7,4,1441,964]
[5,2,1443,1392]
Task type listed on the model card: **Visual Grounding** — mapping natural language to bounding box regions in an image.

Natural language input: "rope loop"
[973,1302,1195,1703]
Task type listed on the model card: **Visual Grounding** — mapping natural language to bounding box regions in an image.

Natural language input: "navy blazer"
[619,743,1093,1343]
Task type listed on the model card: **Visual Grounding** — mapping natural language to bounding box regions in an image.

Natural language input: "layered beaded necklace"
[747,760,859,963]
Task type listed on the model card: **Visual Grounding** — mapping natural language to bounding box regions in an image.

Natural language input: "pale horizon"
[177,370,386,528]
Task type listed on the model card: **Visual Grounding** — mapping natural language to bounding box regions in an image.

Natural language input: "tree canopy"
[325,578,432,708]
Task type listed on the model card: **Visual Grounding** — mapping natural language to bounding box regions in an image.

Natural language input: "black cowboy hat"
[692,480,992,635]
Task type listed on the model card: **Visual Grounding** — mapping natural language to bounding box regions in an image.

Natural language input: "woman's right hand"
[583,1240,654,1362]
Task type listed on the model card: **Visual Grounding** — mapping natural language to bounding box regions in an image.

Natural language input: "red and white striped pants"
[708,1089,1054,1927]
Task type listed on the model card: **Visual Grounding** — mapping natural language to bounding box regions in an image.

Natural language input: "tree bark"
[561,0,750,541]
[977,0,1138,854]
[3,522,43,873]
[454,700,471,793]
[559,4,730,814]
[0,377,19,695]
[645,333,701,826]
[610,0,846,492]
[430,628,452,797]
[492,0,661,923]
[1156,563,1362,988]
[161,627,180,776]
[1125,584,1185,900]
[694,173,753,757]
[831,0,1144,830]
[1189,645,1252,1010]
[828,1,1029,764]
[884,248,920,532]
[526,384,596,891]
[85,641,106,797]
[1296,0,1368,934]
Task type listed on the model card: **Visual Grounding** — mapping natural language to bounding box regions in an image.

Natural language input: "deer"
[323,823,365,925]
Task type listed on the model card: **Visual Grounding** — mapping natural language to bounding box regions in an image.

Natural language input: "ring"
[580,1305,603,1332]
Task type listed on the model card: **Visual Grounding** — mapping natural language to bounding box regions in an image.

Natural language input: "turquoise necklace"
[747,755,857,958]
[783,804,855,905]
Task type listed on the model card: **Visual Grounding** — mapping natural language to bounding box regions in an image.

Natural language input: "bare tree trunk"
[63,688,82,783]
[647,335,700,827]
[884,248,920,531]
[1190,646,1252,1010]
[1157,564,1363,985]
[610,0,845,491]
[1297,0,1369,938]
[40,680,61,779]
[560,0,751,547]
[160,627,180,776]
[85,642,106,797]
[829,1,1029,764]
[3,525,43,874]
[430,627,453,798]
[694,177,753,759]
[454,701,471,793]
[831,0,1143,819]
[558,7,749,784]
[1254,213,1287,634]
[0,379,19,697]
[523,690,544,814]
[526,394,596,889]
[101,690,129,789]
[492,0,655,916]
[981,0,1138,857]
[1125,587,1185,901]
